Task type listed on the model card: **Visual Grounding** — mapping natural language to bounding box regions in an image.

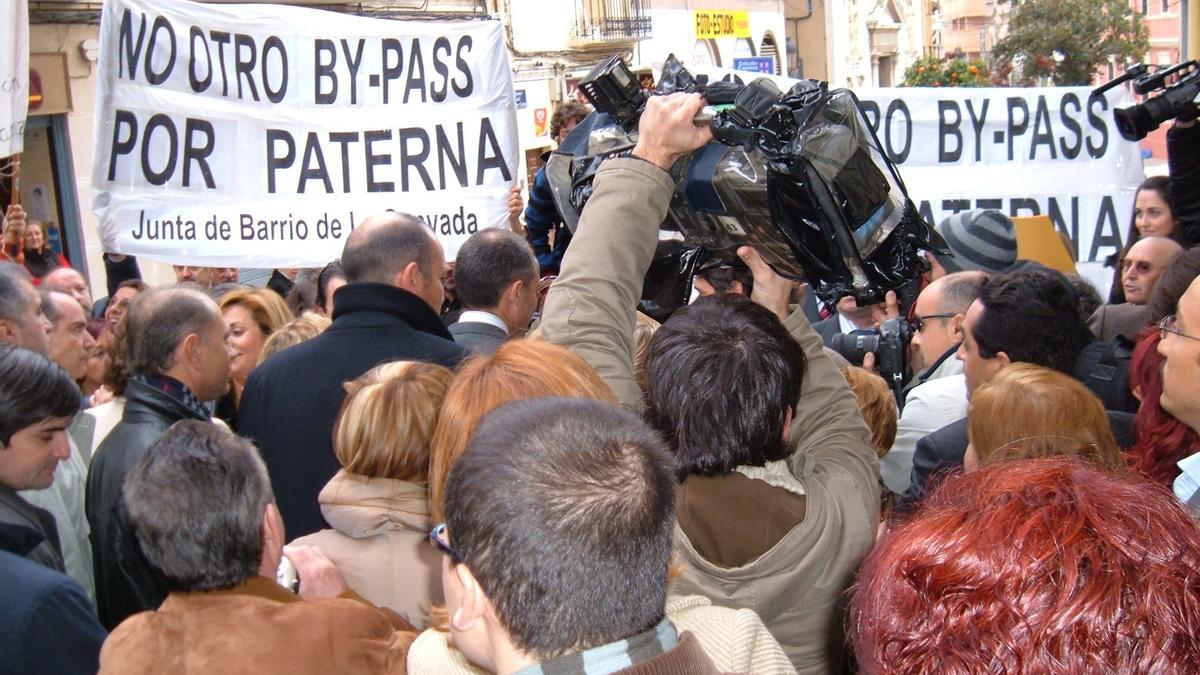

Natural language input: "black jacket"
[1169,121,1200,247]
[238,283,465,539]
[0,523,105,675]
[86,377,209,630]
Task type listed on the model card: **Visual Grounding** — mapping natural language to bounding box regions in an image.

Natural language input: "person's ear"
[0,318,19,345]
[728,280,745,296]
[950,313,966,339]
[994,350,1012,367]
[258,502,285,577]
[451,563,489,633]
[395,260,423,292]
[179,332,202,369]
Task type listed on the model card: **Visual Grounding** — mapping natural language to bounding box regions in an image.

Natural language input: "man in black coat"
[86,288,233,629]
[239,213,465,539]
[900,270,1130,507]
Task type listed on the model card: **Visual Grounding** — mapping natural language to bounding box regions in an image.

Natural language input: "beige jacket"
[541,158,880,673]
[405,594,795,674]
[291,470,442,628]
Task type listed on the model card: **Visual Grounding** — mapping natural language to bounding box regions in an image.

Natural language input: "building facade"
[787,0,926,88]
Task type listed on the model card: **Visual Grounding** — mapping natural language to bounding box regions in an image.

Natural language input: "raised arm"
[541,94,711,410]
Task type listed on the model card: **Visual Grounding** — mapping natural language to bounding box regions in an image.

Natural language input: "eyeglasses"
[428,523,463,564]
[1121,259,1155,274]
[911,313,956,332]
[1160,315,1200,343]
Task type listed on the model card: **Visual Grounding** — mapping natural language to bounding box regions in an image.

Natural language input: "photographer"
[541,92,879,672]
[1168,116,1200,247]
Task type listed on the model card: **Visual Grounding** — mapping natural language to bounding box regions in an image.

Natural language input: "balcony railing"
[572,0,653,44]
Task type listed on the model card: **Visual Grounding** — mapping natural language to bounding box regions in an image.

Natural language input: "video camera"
[548,55,946,308]
[1094,61,1200,141]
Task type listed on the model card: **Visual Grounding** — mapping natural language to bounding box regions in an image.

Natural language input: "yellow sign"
[1013,215,1077,274]
[694,10,750,39]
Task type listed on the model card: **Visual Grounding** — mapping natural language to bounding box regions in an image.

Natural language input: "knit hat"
[934,209,1018,274]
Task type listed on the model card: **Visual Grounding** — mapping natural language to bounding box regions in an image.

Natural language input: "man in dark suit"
[448,229,539,355]
[901,270,1125,507]
[239,213,465,539]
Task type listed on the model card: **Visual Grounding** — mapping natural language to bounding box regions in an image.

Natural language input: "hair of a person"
[334,360,453,482]
[102,309,132,396]
[967,363,1123,470]
[123,420,274,592]
[341,213,435,284]
[1123,175,1190,249]
[550,100,591,140]
[285,271,318,316]
[1065,273,1103,322]
[841,366,897,458]
[85,316,108,341]
[256,312,331,366]
[1147,246,1200,326]
[23,221,47,254]
[428,339,617,520]
[443,397,676,658]
[972,270,1093,374]
[643,294,807,480]
[39,290,68,326]
[218,287,293,338]
[316,259,346,313]
[454,230,537,310]
[1126,330,1200,486]
[207,282,242,303]
[125,288,220,377]
[934,270,987,315]
[115,278,149,294]
[633,312,661,394]
[850,457,1200,673]
[0,261,33,323]
[0,343,82,445]
[695,260,754,297]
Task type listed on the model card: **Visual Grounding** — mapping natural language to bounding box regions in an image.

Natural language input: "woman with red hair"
[851,457,1200,674]
[1126,329,1200,487]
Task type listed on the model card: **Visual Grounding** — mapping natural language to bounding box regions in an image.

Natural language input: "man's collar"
[514,619,678,675]
[133,374,211,417]
[919,343,961,382]
[457,310,508,334]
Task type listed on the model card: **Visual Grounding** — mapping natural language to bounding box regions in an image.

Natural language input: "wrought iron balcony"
[571,0,653,44]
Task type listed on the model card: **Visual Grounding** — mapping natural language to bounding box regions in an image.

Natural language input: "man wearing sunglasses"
[882,271,986,495]
[1089,236,1183,341]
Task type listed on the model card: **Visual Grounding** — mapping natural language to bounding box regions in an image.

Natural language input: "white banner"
[92,0,518,266]
[692,67,1144,265]
[856,86,1143,264]
[1,0,29,158]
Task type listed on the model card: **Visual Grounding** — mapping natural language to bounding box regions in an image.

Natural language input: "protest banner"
[691,66,1144,267]
[92,0,518,266]
[1,0,29,158]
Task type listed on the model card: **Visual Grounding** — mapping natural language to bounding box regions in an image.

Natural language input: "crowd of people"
[3,91,1200,675]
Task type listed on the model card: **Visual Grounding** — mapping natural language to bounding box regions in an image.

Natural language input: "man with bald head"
[240,212,464,538]
[883,271,986,494]
[87,287,233,629]
[1090,236,1184,341]
[42,267,93,315]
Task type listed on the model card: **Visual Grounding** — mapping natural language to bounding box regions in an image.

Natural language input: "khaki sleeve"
[540,158,677,412]
[782,308,881,514]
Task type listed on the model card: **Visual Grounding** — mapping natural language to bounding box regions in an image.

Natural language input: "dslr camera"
[830,317,912,395]
[1095,61,1200,141]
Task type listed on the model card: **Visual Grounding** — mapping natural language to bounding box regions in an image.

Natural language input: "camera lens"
[830,329,880,366]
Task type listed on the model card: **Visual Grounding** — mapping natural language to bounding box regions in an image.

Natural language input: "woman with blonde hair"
[428,339,617,519]
[964,363,1123,471]
[256,312,331,365]
[215,287,292,428]
[291,360,452,628]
